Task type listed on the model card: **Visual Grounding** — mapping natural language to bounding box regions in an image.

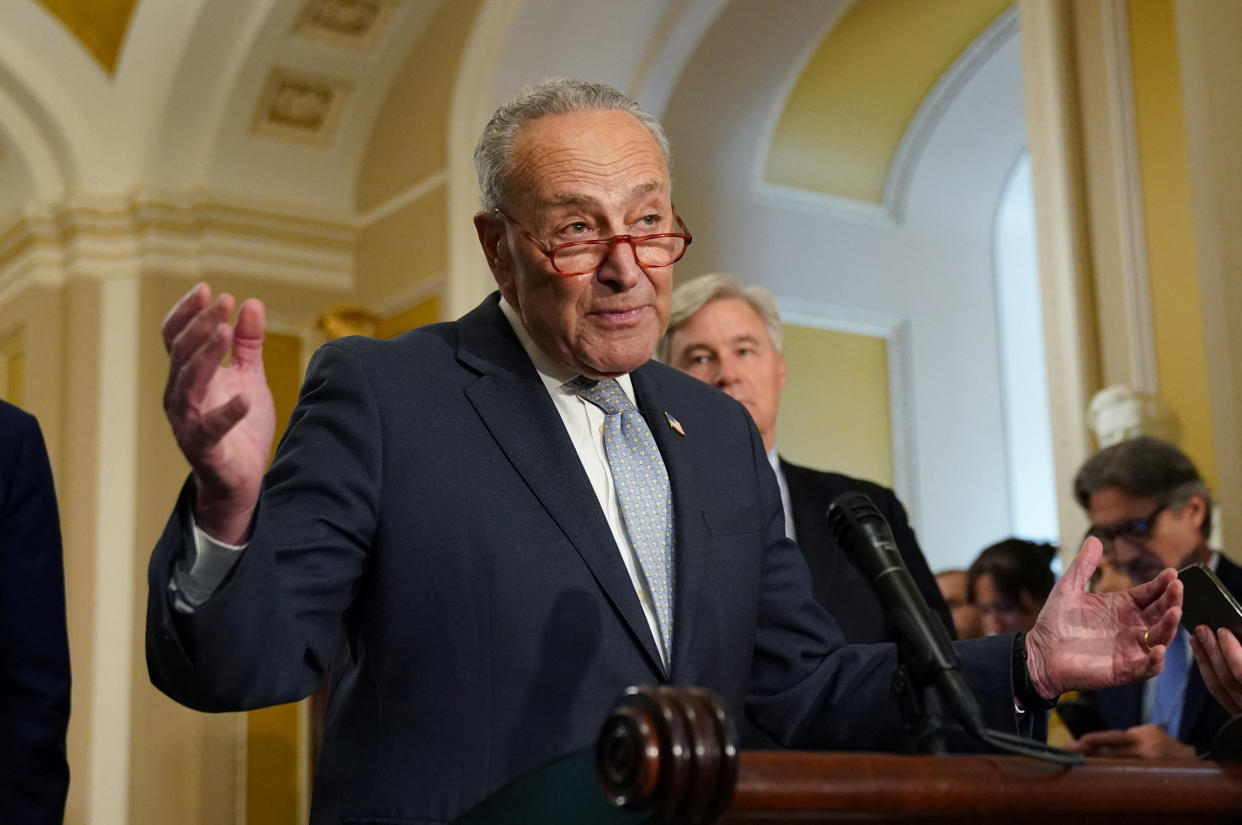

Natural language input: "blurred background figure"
[1086,385,1181,449]
[1069,436,1238,759]
[935,569,983,640]
[1091,548,1134,595]
[967,539,1057,636]
[0,400,71,824]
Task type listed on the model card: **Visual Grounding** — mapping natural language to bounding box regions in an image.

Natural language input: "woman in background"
[968,538,1057,636]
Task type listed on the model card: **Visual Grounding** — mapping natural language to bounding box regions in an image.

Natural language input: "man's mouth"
[590,307,646,324]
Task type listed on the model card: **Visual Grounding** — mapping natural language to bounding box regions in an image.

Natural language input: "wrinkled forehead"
[504,110,670,212]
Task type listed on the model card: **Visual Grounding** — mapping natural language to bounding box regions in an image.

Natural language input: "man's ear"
[474,212,512,290]
[1183,492,1209,531]
[777,353,788,391]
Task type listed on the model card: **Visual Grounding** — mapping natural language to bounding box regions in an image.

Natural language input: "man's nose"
[714,356,740,387]
[595,237,644,288]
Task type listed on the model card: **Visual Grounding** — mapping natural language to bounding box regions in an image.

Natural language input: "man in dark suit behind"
[1069,436,1235,759]
[660,273,952,646]
[146,78,1181,823]
[0,400,70,824]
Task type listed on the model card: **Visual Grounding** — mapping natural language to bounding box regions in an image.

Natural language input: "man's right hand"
[162,283,276,544]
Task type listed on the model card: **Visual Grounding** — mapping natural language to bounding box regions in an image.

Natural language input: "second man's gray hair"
[659,273,784,362]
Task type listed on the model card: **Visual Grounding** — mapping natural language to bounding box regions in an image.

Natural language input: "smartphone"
[1178,563,1242,635]
[1055,698,1108,739]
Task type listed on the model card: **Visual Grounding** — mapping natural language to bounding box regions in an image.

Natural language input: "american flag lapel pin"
[664,411,686,436]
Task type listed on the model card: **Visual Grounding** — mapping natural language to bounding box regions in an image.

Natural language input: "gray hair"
[658,273,784,362]
[1073,436,1213,538]
[473,77,672,213]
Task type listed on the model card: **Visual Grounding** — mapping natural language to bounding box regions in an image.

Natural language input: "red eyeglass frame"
[493,207,693,276]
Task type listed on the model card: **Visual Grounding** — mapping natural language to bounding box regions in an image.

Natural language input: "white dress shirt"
[766,447,796,542]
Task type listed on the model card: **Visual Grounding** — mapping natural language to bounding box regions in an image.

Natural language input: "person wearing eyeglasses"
[1067,436,1240,759]
[146,79,1184,822]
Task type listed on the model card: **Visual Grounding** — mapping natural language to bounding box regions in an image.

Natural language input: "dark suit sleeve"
[147,343,381,712]
[0,408,70,825]
[742,426,1025,750]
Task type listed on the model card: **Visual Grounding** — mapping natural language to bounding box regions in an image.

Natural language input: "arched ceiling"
[765,0,1010,204]
[35,0,137,75]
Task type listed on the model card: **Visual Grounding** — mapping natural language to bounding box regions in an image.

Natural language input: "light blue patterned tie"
[573,377,675,655]
[1151,627,1189,736]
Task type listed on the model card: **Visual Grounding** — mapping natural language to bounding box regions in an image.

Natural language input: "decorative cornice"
[0,191,358,303]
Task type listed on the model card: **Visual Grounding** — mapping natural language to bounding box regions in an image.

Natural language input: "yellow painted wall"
[1,331,22,404]
[766,0,1010,203]
[1127,0,1217,488]
[377,296,440,338]
[35,0,137,74]
[777,324,893,486]
[356,186,447,309]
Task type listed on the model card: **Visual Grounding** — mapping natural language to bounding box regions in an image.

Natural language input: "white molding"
[775,295,920,524]
[633,0,731,118]
[0,190,358,295]
[749,1,852,215]
[882,7,1019,223]
[753,180,896,226]
[1017,0,1096,554]
[445,0,527,322]
[370,271,444,318]
[87,274,140,825]
[753,6,1019,226]
[358,169,447,228]
[1101,0,1158,393]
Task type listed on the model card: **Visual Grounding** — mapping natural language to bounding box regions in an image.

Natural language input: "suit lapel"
[633,365,705,677]
[457,298,666,676]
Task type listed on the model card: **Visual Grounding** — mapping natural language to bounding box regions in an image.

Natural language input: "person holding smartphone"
[1067,436,1241,759]
[1192,627,1242,717]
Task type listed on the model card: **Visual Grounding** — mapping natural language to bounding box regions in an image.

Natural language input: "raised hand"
[1190,626,1242,716]
[162,283,276,543]
[1025,536,1183,699]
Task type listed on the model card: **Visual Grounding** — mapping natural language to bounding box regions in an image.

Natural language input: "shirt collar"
[498,295,637,403]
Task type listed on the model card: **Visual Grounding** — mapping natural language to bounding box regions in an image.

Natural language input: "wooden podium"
[453,686,1242,825]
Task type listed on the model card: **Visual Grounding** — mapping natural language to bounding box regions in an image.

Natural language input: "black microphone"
[827,491,985,739]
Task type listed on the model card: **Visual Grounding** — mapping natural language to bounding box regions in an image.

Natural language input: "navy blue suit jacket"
[147,295,1021,824]
[0,401,70,824]
[1083,553,1242,754]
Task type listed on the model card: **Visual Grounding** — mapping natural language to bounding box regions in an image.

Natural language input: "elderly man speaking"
[147,78,1181,824]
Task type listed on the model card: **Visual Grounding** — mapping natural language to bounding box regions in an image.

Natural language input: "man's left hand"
[1024,536,1183,699]
[1065,724,1196,760]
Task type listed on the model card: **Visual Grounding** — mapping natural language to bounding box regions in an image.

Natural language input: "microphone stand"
[891,656,947,755]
